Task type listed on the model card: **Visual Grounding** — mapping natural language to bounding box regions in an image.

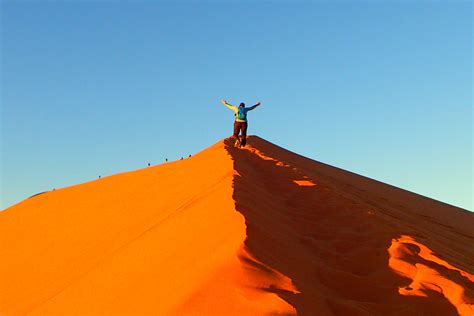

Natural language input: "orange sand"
[1,136,473,315]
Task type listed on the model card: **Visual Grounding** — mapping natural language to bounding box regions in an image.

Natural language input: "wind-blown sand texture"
[1,136,473,315]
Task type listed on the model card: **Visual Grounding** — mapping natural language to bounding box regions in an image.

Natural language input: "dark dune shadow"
[28,191,49,199]
[224,136,471,315]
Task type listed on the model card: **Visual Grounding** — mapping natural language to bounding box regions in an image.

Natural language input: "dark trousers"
[233,121,248,146]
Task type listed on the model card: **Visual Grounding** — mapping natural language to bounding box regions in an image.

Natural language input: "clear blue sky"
[2,1,472,211]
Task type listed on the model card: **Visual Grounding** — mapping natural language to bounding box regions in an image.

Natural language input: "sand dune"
[1,136,473,315]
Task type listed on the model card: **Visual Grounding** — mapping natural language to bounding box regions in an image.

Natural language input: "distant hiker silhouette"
[221,99,261,147]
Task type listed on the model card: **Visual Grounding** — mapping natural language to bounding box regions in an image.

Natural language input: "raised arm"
[221,99,236,111]
[247,101,262,111]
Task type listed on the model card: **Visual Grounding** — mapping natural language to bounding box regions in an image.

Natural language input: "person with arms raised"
[221,99,262,148]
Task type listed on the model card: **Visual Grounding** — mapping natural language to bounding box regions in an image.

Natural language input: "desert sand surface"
[1,135,473,315]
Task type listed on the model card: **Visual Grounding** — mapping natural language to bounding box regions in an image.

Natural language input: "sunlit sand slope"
[0,140,294,316]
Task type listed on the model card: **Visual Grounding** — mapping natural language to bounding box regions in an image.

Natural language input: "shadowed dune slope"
[1,135,473,315]
[227,136,473,316]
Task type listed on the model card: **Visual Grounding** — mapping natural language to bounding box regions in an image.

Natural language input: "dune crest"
[1,136,473,315]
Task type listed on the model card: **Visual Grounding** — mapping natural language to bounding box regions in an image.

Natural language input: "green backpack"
[237,107,247,120]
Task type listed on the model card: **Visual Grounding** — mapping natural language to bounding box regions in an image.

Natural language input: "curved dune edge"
[170,246,297,315]
[1,135,473,315]
[388,235,474,316]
